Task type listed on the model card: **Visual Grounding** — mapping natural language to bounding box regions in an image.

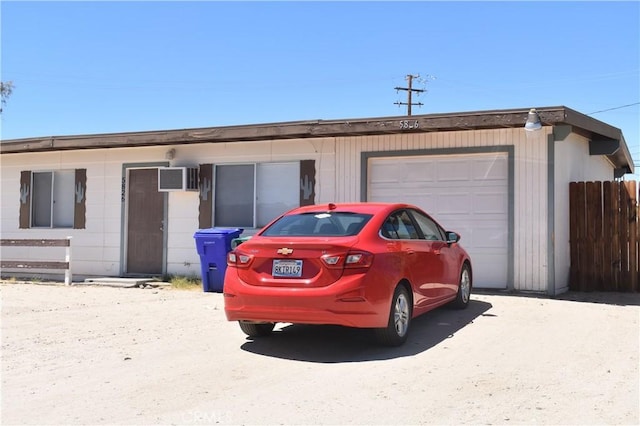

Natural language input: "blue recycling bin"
[194,227,243,292]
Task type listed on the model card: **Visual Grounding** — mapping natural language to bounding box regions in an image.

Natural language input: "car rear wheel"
[375,285,412,346]
[451,264,471,309]
[238,321,275,337]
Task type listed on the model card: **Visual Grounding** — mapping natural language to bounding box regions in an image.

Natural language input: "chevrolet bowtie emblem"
[277,247,294,255]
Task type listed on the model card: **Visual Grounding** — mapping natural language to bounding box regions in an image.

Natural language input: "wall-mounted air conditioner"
[158,167,199,192]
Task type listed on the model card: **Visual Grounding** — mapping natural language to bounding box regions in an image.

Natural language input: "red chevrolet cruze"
[224,202,472,346]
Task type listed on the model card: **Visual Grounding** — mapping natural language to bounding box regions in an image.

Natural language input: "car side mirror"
[446,232,460,244]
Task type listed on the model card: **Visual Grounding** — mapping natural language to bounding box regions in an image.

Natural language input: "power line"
[586,102,640,115]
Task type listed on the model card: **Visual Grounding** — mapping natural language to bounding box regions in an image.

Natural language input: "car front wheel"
[375,285,412,346]
[238,321,275,337]
[451,264,471,309]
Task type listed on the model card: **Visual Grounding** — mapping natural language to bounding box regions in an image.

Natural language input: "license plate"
[272,259,303,278]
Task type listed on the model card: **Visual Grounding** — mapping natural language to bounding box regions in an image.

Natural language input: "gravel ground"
[1,282,639,425]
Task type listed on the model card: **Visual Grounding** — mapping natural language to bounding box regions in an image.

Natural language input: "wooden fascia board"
[2,110,564,154]
[563,107,622,141]
[0,106,631,174]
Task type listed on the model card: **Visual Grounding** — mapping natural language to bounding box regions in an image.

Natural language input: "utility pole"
[394,74,424,116]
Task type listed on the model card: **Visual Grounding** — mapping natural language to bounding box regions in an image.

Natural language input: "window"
[381,210,419,240]
[19,169,86,229]
[32,170,75,228]
[214,162,300,228]
[261,212,373,237]
[410,209,445,241]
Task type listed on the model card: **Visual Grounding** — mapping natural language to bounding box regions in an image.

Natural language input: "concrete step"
[78,277,169,288]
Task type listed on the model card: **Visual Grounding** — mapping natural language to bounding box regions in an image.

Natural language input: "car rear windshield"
[261,212,373,237]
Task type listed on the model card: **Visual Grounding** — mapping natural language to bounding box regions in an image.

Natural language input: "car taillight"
[344,252,373,268]
[322,255,341,266]
[227,251,253,268]
[321,251,373,269]
[344,251,373,268]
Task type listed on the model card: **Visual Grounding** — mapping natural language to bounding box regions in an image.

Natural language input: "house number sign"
[399,120,419,130]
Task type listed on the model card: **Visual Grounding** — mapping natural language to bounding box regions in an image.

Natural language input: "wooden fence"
[0,238,73,285]
[569,181,639,292]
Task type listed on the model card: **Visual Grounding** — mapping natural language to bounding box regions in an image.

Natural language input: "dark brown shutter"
[74,169,87,229]
[198,164,213,229]
[19,171,31,229]
[300,160,316,206]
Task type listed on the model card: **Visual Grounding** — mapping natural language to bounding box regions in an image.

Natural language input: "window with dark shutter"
[18,168,87,229]
[197,160,316,230]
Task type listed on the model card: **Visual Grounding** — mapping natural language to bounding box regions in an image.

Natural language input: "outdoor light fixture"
[524,108,542,131]
[165,148,176,160]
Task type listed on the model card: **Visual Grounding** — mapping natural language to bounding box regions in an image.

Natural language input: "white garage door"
[368,152,509,289]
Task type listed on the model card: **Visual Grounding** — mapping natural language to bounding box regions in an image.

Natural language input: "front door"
[127,168,165,275]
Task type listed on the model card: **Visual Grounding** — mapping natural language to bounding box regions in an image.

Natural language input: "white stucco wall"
[2,149,144,278]
[0,139,335,280]
[1,126,619,291]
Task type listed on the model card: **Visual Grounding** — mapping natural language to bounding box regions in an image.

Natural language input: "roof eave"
[0,106,633,174]
[560,107,634,174]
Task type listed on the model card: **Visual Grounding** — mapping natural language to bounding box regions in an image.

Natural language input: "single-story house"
[0,106,634,295]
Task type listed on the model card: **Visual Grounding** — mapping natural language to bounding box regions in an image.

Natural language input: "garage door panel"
[370,190,416,204]
[405,162,436,183]
[472,157,508,181]
[472,192,508,214]
[434,192,507,218]
[369,164,401,184]
[436,161,472,181]
[473,255,508,286]
[472,227,508,249]
[369,152,509,289]
[437,192,472,215]
[370,161,436,184]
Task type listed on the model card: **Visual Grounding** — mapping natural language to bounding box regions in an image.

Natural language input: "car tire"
[375,285,412,347]
[238,321,275,337]
[451,264,471,309]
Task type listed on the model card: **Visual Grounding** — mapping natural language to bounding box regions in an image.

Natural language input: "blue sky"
[1,1,639,167]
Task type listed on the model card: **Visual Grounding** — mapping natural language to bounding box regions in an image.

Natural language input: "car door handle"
[406,249,415,255]
[432,242,446,255]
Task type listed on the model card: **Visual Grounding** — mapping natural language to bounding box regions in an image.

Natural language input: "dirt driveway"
[1,283,638,425]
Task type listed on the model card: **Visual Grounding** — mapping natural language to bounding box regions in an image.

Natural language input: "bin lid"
[194,227,244,236]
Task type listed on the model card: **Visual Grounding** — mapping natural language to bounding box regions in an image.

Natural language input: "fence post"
[611,183,621,290]
[624,181,638,292]
[619,182,631,290]
[65,236,72,285]
[569,182,578,290]
[603,182,614,289]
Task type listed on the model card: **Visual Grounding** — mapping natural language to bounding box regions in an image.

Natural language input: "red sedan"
[224,202,472,346]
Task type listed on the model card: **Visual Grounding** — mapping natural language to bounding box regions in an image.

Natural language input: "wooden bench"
[0,238,72,284]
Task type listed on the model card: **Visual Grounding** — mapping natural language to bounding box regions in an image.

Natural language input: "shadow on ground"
[554,290,640,306]
[473,288,640,307]
[239,299,492,363]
